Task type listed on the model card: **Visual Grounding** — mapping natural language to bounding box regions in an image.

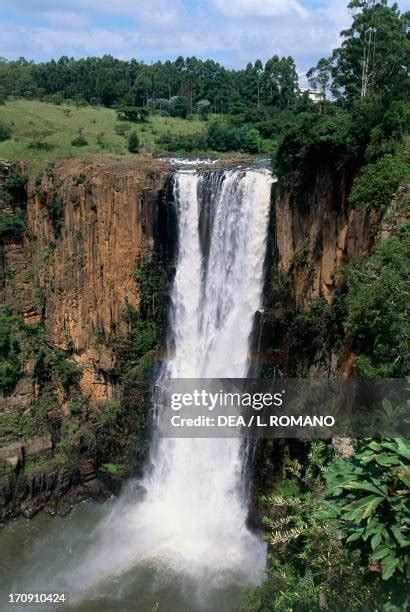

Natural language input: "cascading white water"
[137,168,273,577]
[45,167,273,601]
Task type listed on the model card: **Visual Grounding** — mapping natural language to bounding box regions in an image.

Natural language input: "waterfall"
[51,166,273,602]
[139,168,272,576]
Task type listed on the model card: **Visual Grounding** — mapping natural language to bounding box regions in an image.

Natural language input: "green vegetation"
[71,128,88,147]
[0,169,29,240]
[34,340,81,394]
[0,54,298,113]
[349,147,409,211]
[243,443,377,611]
[95,399,122,428]
[287,297,345,377]
[0,99,207,161]
[345,227,410,378]
[206,123,261,153]
[102,462,120,475]
[0,412,33,439]
[117,106,149,122]
[169,96,190,119]
[0,168,27,202]
[127,131,140,154]
[0,306,23,393]
[156,122,263,154]
[244,440,410,611]
[119,247,167,377]
[275,0,409,199]
[0,121,11,142]
[323,439,410,583]
[247,5,410,610]
[0,209,26,240]
[0,299,81,402]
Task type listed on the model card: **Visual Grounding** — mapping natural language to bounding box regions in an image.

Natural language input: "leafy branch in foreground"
[243,442,377,611]
[322,438,410,583]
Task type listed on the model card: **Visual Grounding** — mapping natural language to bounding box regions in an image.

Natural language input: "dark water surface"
[0,502,250,612]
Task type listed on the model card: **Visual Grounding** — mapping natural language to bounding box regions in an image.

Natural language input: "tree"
[117,106,148,122]
[331,1,410,101]
[127,131,139,154]
[262,56,298,109]
[71,128,88,147]
[241,128,261,153]
[196,99,211,116]
[307,58,333,99]
[169,95,190,118]
[28,128,54,150]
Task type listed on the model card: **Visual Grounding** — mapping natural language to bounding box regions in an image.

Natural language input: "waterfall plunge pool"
[0,498,257,612]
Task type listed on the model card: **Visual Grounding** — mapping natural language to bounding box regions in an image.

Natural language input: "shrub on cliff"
[348,147,409,211]
[127,131,139,153]
[0,210,26,240]
[0,306,22,394]
[344,227,410,378]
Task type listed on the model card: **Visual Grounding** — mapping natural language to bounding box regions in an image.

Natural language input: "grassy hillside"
[0,99,207,164]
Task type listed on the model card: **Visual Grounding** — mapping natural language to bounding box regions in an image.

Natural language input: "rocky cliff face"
[28,159,167,401]
[0,158,170,522]
[249,167,408,519]
[273,168,382,308]
[253,167,384,381]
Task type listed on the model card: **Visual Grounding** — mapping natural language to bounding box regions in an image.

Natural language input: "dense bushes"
[0,169,27,245]
[0,170,27,203]
[0,121,11,142]
[345,227,410,378]
[0,210,26,240]
[127,131,139,153]
[71,130,88,147]
[244,439,410,611]
[275,108,356,192]
[169,96,190,119]
[275,96,408,198]
[117,106,149,122]
[206,123,261,153]
[323,438,410,584]
[119,248,167,377]
[243,442,380,611]
[348,148,409,211]
[156,131,207,153]
[0,306,23,393]
[156,122,262,154]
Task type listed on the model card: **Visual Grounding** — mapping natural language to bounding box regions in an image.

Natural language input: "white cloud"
[1,0,182,26]
[43,11,91,29]
[0,0,356,77]
[210,0,308,18]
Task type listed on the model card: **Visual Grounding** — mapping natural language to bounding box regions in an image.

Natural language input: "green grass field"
[0,98,208,165]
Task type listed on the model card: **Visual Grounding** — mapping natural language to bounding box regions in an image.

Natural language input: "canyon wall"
[0,158,170,521]
[249,166,408,517]
[253,166,384,380]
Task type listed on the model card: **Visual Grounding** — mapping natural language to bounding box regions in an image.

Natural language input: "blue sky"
[0,0,409,79]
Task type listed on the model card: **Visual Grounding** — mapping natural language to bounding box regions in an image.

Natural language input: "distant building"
[300,88,325,103]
